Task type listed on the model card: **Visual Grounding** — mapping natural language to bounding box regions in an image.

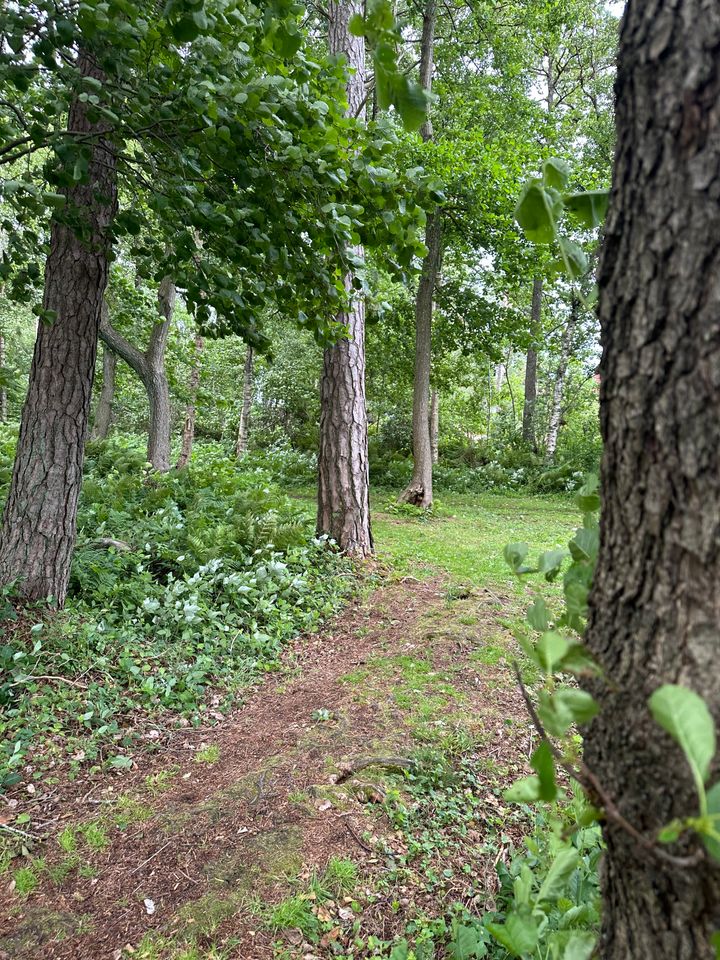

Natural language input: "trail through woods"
[0,575,534,959]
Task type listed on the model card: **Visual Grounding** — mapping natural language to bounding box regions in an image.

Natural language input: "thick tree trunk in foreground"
[585,2,720,956]
[99,278,174,471]
[522,278,542,448]
[91,346,117,441]
[0,52,117,604]
[399,0,439,508]
[176,333,203,469]
[430,388,439,464]
[544,296,577,462]
[317,0,372,555]
[236,345,254,459]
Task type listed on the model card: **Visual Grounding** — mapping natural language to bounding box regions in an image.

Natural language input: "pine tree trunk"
[544,296,577,462]
[317,0,373,555]
[430,388,439,464]
[0,51,117,604]
[91,346,117,441]
[236,345,254,459]
[585,3,720,955]
[176,333,203,469]
[399,0,439,508]
[99,278,174,471]
[522,278,542,448]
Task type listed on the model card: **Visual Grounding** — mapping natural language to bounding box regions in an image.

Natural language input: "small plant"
[13,863,39,896]
[323,856,358,896]
[57,826,77,854]
[267,894,318,937]
[194,744,220,764]
[311,708,334,723]
[78,821,109,851]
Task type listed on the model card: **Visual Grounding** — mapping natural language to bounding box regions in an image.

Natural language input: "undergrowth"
[0,435,354,789]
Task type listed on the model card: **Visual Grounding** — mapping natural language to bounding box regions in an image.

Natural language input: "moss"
[0,907,80,957]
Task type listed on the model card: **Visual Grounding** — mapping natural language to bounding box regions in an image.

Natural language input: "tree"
[585,2,720,955]
[176,332,203,469]
[399,0,440,508]
[0,49,117,603]
[522,278,542,448]
[91,345,117,441]
[99,279,174,471]
[316,0,373,556]
[236,346,254,459]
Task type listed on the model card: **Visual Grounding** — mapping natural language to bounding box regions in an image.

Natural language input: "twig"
[335,813,374,853]
[336,756,416,784]
[129,840,172,876]
[0,824,39,840]
[11,675,88,689]
[512,662,704,870]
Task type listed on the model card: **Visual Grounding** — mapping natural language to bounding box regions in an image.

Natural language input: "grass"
[373,491,577,586]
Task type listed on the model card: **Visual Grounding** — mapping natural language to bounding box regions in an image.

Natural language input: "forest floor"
[0,493,576,960]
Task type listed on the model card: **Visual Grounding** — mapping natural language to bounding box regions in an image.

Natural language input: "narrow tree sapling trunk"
[544,296,577,462]
[236,345,254,459]
[91,346,117,441]
[0,51,118,604]
[585,2,720,955]
[316,0,373,555]
[176,332,203,469]
[522,278,542,449]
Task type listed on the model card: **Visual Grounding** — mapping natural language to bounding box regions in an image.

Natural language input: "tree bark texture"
[236,345,254,459]
[0,51,117,604]
[544,296,577,462]
[91,346,117,441]
[99,278,174,471]
[430,388,439,464]
[176,333,203,469]
[399,0,440,508]
[522,278,542,448]
[317,0,373,555]
[585,3,720,956]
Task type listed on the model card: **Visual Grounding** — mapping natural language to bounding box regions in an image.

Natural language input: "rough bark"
[585,2,720,956]
[235,345,254,459]
[99,278,174,471]
[429,388,439,464]
[0,51,117,604]
[91,346,117,441]
[399,0,440,508]
[522,278,542,448]
[176,333,203,469]
[316,0,373,555]
[544,296,577,462]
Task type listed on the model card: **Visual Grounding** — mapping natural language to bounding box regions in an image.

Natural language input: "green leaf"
[449,922,486,959]
[527,597,549,631]
[504,542,535,574]
[487,907,538,958]
[569,527,599,563]
[564,189,609,229]
[515,181,556,244]
[562,932,597,960]
[504,775,542,803]
[657,819,684,844]
[649,685,716,796]
[537,548,568,582]
[538,688,598,736]
[389,942,409,960]
[558,236,589,279]
[348,13,365,35]
[531,741,557,801]
[537,847,580,902]
[543,157,570,190]
[702,781,720,861]
[557,643,600,677]
[536,631,570,673]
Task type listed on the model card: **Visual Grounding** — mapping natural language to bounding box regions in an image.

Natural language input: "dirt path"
[0,576,533,960]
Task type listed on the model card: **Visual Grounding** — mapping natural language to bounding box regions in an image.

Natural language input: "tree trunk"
[544,296,577,462]
[236,345,254,459]
[522,278,542,449]
[585,3,720,956]
[0,51,117,604]
[176,332,203,469]
[399,0,440,508]
[0,333,7,424]
[91,346,117,441]
[99,278,174,471]
[316,0,373,555]
[429,388,439,464]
